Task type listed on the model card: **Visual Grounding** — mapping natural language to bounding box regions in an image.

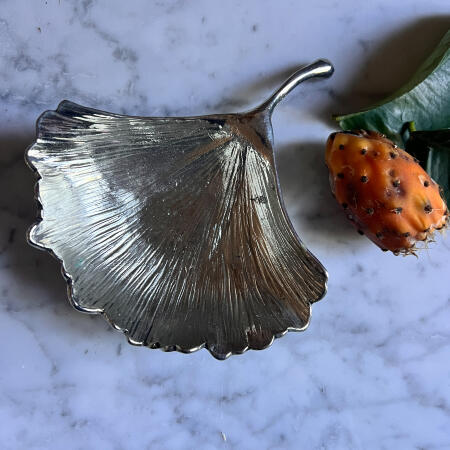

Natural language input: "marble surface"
[1,1,450,448]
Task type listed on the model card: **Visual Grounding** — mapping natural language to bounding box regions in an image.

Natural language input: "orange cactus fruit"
[325,130,448,255]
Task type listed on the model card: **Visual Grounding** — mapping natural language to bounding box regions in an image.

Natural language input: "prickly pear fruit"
[325,130,448,255]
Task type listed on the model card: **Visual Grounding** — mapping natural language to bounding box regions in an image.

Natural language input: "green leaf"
[336,29,450,147]
[406,129,450,206]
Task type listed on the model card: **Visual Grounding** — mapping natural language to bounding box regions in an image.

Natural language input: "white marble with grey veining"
[1,1,449,449]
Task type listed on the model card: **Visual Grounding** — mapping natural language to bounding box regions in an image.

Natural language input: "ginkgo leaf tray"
[26,59,333,359]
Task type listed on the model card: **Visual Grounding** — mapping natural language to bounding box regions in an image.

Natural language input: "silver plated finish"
[26,60,333,359]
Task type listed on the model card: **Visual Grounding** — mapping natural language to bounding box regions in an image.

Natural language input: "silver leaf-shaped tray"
[26,60,333,359]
